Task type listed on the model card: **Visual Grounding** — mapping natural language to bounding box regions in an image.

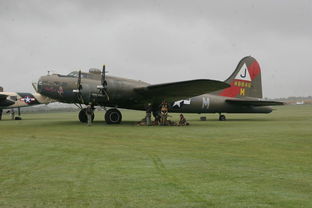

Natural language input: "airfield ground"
[0,105,311,208]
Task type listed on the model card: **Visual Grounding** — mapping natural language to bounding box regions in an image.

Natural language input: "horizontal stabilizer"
[135,79,230,102]
[226,99,285,106]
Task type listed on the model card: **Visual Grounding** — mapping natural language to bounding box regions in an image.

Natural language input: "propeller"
[101,65,106,87]
[73,70,84,105]
[77,70,82,91]
[97,65,109,101]
[32,82,38,92]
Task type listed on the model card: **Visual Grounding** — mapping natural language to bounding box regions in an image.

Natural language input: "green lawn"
[0,105,311,207]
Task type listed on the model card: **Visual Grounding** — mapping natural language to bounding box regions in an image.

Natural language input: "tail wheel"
[79,108,95,123]
[105,109,122,124]
[219,114,226,121]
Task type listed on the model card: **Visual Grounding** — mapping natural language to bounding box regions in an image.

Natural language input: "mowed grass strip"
[0,105,311,207]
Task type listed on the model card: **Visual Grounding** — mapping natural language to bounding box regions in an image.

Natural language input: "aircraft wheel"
[79,108,95,123]
[219,114,226,121]
[105,109,122,124]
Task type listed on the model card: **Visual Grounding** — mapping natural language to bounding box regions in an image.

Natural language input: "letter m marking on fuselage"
[202,97,210,109]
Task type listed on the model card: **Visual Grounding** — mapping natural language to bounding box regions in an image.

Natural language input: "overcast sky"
[0,0,311,98]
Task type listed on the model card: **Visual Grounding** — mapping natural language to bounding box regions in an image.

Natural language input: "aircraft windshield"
[67,71,79,77]
[67,71,89,78]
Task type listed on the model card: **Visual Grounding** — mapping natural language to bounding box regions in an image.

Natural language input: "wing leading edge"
[134,79,230,102]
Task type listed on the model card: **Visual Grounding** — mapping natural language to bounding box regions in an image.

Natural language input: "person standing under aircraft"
[153,114,161,126]
[0,86,2,120]
[160,101,168,126]
[146,103,152,126]
[10,109,15,120]
[86,104,93,126]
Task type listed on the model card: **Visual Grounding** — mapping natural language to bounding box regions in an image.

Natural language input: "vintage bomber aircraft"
[36,56,283,124]
[0,86,53,120]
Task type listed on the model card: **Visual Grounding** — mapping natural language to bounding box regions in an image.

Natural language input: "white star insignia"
[173,100,184,108]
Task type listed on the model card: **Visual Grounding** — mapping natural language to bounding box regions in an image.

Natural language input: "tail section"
[218,56,262,98]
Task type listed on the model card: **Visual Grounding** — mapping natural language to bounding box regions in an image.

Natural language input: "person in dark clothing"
[179,114,189,126]
[10,109,15,120]
[153,114,161,126]
[86,104,93,126]
[145,103,152,126]
[160,101,168,126]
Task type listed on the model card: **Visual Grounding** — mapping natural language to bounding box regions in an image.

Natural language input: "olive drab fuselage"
[37,70,273,114]
[38,72,150,110]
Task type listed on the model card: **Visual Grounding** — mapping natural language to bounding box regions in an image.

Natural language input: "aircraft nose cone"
[36,74,74,102]
[37,75,48,94]
[37,75,58,99]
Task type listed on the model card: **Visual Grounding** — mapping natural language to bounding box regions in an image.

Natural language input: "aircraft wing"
[134,79,230,102]
[226,99,285,106]
[0,93,15,107]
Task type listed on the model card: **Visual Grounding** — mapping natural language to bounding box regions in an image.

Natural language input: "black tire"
[219,115,226,121]
[79,108,95,123]
[105,109,122,124]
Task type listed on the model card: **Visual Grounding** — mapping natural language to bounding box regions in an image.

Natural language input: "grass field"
[0,105,311,208]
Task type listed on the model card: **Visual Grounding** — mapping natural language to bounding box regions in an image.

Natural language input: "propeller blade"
[32,82,38,92]
[102,65,106,87]
[100,65,109,101]
[78,70,82,91]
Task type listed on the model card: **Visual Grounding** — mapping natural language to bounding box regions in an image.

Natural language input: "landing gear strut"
[15,107,22,120]
[78,108,95,123]
[219,113,226,121]
[105,109,122,124]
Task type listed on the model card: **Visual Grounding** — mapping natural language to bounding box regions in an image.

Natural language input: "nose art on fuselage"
[37,75,59,99]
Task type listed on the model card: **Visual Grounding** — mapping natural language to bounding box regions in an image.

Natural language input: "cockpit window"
[81,73,88,78]
[67,71,89,78]
[67,71,79,77]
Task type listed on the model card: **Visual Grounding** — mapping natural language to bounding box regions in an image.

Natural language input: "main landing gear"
[78,108,122,124]
[219,113,226,121]
[104,109,122,124]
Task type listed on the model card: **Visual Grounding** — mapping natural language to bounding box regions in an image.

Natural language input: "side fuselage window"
[9,96,17,101]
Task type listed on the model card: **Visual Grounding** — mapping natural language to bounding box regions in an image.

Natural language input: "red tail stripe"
[248,61,261,80]
[219,84,240,97]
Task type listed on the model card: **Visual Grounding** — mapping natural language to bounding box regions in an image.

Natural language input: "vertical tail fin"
[218,56,262,98]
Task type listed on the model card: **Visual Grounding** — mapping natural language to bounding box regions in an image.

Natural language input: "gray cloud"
[0,0,311,97]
